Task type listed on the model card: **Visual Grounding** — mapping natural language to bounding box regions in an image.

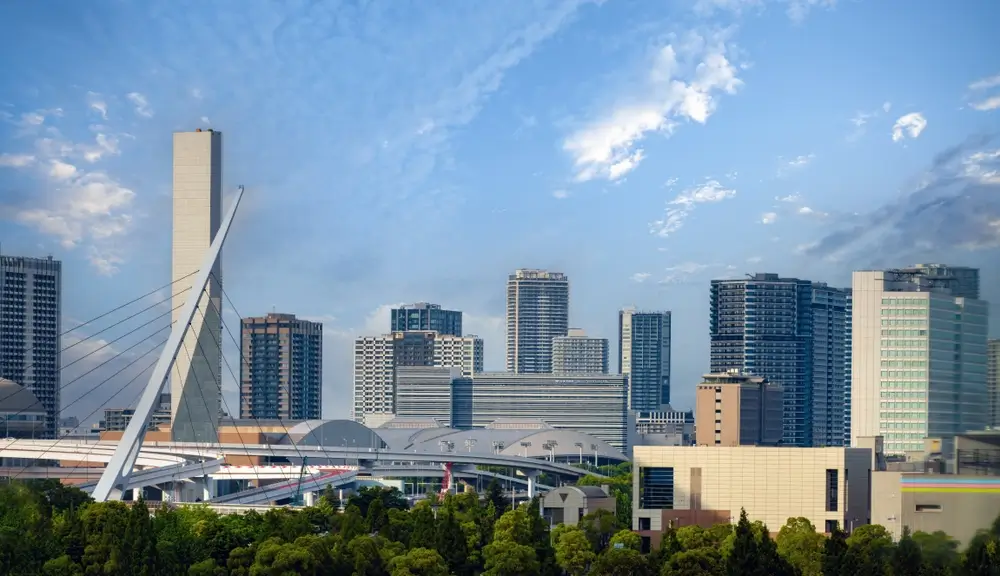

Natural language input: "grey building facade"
[393,366,472,428]
[505,269,569,374]
[240,313,323,421]
[845,289,853,445]
[619,309,671,411]
[552,329,609,375]
[0,255,61,439]
[390,303,462,336]
[812,283,849,447]
[988,339,999,429]
[467,372,628,449]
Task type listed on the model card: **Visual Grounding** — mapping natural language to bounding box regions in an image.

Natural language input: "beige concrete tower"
[170,129,223,442]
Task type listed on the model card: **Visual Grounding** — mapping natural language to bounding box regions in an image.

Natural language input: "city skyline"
[1,1,998,421]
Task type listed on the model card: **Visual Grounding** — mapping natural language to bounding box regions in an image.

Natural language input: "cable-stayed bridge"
[0,185,597,508]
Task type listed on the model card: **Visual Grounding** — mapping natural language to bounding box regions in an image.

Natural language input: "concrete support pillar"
[523,470,540,499]
[201,476,215,501]
[304,491,315,507]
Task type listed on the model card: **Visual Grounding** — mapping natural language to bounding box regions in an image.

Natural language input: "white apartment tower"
[506,269,570,374]
[851,267,989,455]
[353,331,483,427]
[170,129,223,442]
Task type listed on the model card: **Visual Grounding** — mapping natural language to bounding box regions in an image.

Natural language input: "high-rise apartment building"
[619,309,672,411]
[852,267,989,455]
[170,128,223,443]
[239,313,323,421]
[711,274,813,447]
[812,284,849,447]
[552,329,609,375]
[390,303,462,336]
[353,331,483,427]
[694,371,784,446]
[985,339,999,428]
[0,255,61,438]
[506,269,569,374]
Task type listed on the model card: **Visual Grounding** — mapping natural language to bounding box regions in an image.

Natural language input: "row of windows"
[881,370,927,378]
[880,421,927,430]
[881,380,927,389]
[881,350,927,358]
[881,308,927,316]
[882,432,925,440]
[882,329,928,337]
[880,391,926,399]
[882,298,927,306]
[881,360,928,368]
[881,319,927,327]
[881,339,926,348]
[880,410,926,419]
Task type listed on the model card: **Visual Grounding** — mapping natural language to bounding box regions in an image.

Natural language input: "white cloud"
[87,92,108,119]
[630,272,651,283]
[563,31,742,182]
[200,116,211,125]
[746,255,762,264]
[969,73,1000,91]
[126,92,154,118]
[650,179,736,237]
[962,149,1000,185]
[891,112,927,142]
[760,211,777,224]
[971,97,1000,112]
[552,189,569,199]
[847,101,891,140]
[191,88,204,99]
[659,261,726,284]
[0,153,36,167]
[48,159,78,180]
[785,0,836,24]
[776,193,800,203]
[776,153,814,176]
[882,101,892,113]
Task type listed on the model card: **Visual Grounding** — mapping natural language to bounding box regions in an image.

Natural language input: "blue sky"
[1,0,999,422]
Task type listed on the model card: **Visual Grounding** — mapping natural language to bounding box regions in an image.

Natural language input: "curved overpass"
[0,439,602,479]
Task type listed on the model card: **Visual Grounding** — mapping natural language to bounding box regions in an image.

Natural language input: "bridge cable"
[8,335,168,482]
[213,278,339,495]
[183,292,272,504]
[173,338,225,493]
[0,298,186,409]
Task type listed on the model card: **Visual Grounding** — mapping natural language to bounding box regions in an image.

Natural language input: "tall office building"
[390,303,462,336]
[0,255,61,438]
[239,313,323,421]
[506,269,569,374]
[852,267,989,455]
[353,331,483,427]
[844,289,853,445]
[619,309,672,411]
[910,264,980,299]
[986,339,999,428]
[171,128,223,443]
[394,366,472,428]
[711,273,848,447]
[552,329,609,375]
[812,284,849,447]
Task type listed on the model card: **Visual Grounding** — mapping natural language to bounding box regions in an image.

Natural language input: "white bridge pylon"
[91,185,245,502]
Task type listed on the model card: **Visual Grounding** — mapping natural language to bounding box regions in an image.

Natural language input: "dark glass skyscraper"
[710,273,825,447]
[619,309,671,411]
[0,255,61,439]
[390,303,462,337]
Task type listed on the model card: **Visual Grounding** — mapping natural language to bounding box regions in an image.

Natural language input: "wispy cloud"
[891,112,927,143]
[552,189,570,199]
[760,211,777,224]
[0,153,36,167]
[969,73,1000,91]
[563,29,743,182]
[87,92,108,120]
[847,101,892,140]
[971,97,1000,112]
[126,92,153,118]
[804,135,1000,260]
[776,153,815,177]
[693,0,834,23]
[630,272,651,283]
[650,179,736,237]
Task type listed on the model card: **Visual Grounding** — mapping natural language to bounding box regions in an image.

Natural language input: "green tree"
[845,523,894,576]
[726,509,762,576]
[649,526,683,573]
[124,498,156,576]
[42,555,84,576]
[348,486,409,518]
[484,479,508,518]
[482,539,539,576]
[579,509,617,552]
[663,548,724,576]
[776,517,824,576]
[590,547,652,576]
[408,504,437,550]
[609,528,642,551]
[911,530,959,575]
[367,498,389,535]
[889,527,922,576]
[553,526,595,576]
[962,531,1000,575]
[821,525,849,576]
[434,509,469,576]
[388,547,450,576]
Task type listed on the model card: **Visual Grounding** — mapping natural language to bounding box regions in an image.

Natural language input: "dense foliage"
[1,478,999,575]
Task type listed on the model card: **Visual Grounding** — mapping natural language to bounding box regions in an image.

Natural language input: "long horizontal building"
[394,369,628,450]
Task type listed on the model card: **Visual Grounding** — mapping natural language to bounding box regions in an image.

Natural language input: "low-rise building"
[541,485,616,526]
[632,445,872,547]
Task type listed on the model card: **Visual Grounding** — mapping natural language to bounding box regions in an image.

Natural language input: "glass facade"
[619,310,671,411]
[390,303,462,337]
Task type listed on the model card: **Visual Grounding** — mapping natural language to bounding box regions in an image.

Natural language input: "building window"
[639,467,674,509]
[915,504,942,512]
[825,520,839,534]
[826,469,839,512]
[639,517,651,530]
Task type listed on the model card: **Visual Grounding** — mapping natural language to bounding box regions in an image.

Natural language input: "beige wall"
[695,384,742,446]
[633,446,872,535]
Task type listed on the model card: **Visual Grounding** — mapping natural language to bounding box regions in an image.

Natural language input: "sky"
[1,0,999,425]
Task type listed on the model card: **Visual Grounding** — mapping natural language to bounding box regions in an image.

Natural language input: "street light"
[465,438,477,453]
[574,442,584,464]
[546,440,558,462]
[520,441,532,457]
[590,443,599,467]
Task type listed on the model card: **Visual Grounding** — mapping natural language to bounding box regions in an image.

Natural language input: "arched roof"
[0,378,44,413]
[287,419,388,450]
